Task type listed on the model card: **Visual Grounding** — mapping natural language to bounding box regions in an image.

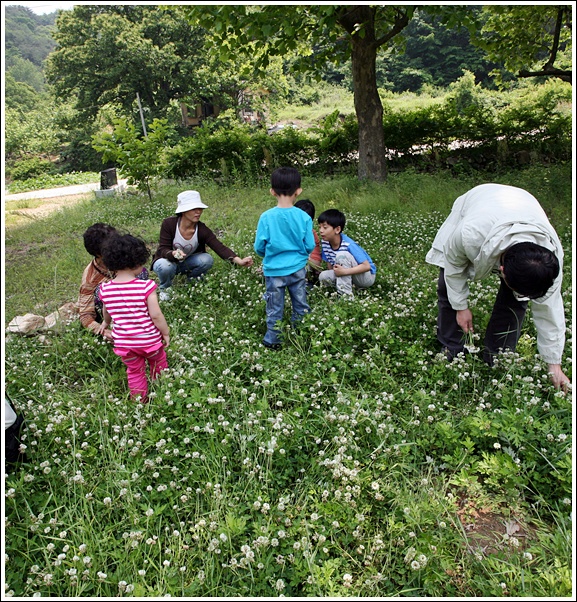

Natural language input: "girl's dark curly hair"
[83,223,117,257]
[101,234,150,272]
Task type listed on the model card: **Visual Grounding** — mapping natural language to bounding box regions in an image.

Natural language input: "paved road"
[4,180,128,202]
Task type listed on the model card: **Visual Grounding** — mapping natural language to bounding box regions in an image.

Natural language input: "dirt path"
[5,192,95,226]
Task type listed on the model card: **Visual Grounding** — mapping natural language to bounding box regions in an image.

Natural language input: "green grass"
[3,166,572,597]
[6,171,100,194]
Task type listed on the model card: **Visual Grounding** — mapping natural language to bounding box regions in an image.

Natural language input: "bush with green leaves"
[6,157,57,181]
[158,79,570,182]
[92,117,175,198]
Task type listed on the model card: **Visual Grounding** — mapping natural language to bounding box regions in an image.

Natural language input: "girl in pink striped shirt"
[99,234,170,402]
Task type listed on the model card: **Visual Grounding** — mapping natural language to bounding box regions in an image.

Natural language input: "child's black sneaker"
[263,341,282,351]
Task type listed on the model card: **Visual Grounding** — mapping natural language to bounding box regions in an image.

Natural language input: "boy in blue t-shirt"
[254,167,316,349]
[317,208,376,298]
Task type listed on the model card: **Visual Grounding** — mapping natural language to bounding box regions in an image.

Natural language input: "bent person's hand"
[456,309,474,334]
[548,364,570,392]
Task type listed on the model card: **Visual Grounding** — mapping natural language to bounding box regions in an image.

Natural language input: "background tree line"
[4,4,572,184]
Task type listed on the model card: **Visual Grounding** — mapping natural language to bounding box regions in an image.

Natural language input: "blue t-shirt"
[321,233,377,274]
[254,206,315,277]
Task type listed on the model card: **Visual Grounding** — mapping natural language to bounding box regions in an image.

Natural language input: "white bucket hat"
[175,190,208,213]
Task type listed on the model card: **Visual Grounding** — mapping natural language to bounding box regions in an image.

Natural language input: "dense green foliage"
[475,5,572,84]
[4,3,573,184]
[325,9,497,93]
[4,5,56,91]
[45,5,209,121]
[4,167,572,597]
[91,76,570,189]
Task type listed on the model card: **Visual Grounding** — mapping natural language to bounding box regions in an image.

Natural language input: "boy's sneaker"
[159,289,172,301]
[263,341,282,351]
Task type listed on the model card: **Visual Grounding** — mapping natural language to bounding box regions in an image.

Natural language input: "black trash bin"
[100,168,118,190]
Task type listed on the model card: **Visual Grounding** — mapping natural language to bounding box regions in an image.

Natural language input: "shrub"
[6,156,57,181]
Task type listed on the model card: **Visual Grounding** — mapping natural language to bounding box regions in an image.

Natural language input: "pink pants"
[114,344,168,401]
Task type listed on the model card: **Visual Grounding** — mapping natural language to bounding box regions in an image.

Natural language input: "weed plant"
[3,167,572,597]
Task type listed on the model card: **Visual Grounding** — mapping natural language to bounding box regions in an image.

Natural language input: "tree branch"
[518,68,571,84]
[374,7,415,48]
[543,7,564,70]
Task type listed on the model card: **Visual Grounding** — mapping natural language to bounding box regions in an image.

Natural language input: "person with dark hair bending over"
[99,234,170,403]
[426,183,569,391]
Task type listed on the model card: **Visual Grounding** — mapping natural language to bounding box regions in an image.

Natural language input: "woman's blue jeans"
[263,268,309,346]
[152,253,214,289]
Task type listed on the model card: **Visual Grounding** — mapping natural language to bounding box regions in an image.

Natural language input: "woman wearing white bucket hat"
[151,191,253,299]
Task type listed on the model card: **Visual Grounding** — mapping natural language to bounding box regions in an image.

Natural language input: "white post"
[136,92,148,137]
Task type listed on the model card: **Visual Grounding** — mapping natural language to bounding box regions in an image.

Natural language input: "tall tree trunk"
[339,6,387,181]
[350,34,387,181]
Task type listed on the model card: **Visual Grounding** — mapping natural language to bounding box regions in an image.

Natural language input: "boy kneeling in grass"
[317,209,376,298]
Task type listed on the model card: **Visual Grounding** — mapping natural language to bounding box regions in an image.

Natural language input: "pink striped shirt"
[99,279,162,349]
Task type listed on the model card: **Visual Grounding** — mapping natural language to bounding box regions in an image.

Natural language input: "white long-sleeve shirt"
[426,183,565,364]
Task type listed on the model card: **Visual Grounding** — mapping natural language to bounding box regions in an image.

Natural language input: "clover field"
[3,168,573,597]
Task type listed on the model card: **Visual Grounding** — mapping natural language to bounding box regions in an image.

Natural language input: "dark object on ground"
[5,395,26,469]
[100,168,118,190]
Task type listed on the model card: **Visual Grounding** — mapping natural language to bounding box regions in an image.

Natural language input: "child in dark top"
[317,209,376,298]
[294,199,323,286]
[254,167,315,349]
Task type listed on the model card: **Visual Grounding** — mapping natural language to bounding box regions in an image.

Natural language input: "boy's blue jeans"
[263,268,309,346]
[152,253,214,289]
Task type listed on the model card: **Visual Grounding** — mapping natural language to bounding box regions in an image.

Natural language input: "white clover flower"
[145,508,154,516]
[103,497,112,506]
[404,547,416,563]
[410,560,421,570]
[275,579,285,591]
